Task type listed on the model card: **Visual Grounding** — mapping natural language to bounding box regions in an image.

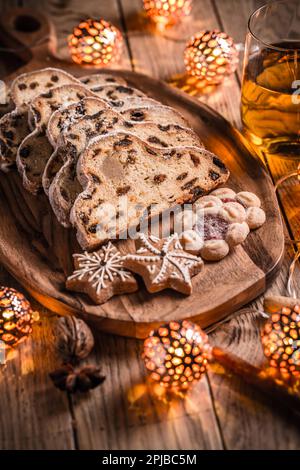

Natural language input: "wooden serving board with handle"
[0,8,284,338]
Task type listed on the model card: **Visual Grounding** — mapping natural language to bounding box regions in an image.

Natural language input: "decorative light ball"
[143,320,211,390]
[68,19,123,66]
[0,286,35,347]
[261,305,300,378]
[143,0,193,26]
[184,30,239,84]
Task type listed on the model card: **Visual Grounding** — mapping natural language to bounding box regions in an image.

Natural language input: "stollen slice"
[44,97,194,196]
[46,109,203,226]
[10,68,81,109]
[0,68,81,166]
[70,132,230,250]
[121,105,189,127]
[80,74,127,88]
[87,84,159,110]
[16,84,108,194]
[0,68,107,167]
[47,98,189,148]
[47,97,109,147]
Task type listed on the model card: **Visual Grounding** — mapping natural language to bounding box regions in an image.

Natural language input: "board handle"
[0,8,51,61]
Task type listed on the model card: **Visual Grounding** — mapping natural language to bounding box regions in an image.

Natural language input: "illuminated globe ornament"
[184,30,239,84]
[143,320,211,390]
[68,19,123,66]
[143,0,193,26]
[0,286,36,347]
[261,305,300,378]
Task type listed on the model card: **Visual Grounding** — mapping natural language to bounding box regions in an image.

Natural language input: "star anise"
[49,364,105,393]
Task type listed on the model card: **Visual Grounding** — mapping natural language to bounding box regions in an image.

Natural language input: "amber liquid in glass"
[241,41,300,157]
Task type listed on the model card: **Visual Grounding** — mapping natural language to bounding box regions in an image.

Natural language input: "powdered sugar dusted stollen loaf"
[47,98,110,147]
[70,132,229,250]
[121,105,189,127]
[80,74,127,88]
[0,68,109,167]
[0,68,83,166]
[47,100,189,148]
[178,188,266,261]
[89,84,159,110]
[0,111,30,167]
[44,97,197,197]
[46,109,203,226]
[29,84,108,128]
[10,68,81,109]
[17,85,109,194]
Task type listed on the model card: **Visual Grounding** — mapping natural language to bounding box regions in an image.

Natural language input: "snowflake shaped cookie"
[124,233,203,295]
[66,242,138,304]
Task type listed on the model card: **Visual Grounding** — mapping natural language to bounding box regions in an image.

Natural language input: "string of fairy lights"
[68,0,239,85]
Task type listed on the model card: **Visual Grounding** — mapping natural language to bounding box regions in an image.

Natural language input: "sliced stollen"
[47,97,109,147]
[0,110,30,167]
[88,84,159,110]
[0,68,82,166]
[121,105,189,127]
[10,68,81,109]
[46,109,203,226]
[29,84,108,128]
[80,74,127,88]
[44,97,194,196]
[47,98,189,149]
[0,68,102,167]
[70,132,230,250]
[16,84,108,194]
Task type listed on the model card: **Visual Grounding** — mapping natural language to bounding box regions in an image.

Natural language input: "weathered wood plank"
[209,308,300,450]
[0,268,76,449]
[71,332,223,450]
[207,0,300,449]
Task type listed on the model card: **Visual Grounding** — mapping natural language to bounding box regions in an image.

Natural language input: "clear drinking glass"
[241,0,300,159]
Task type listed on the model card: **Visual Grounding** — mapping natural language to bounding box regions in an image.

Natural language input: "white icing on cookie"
[68,242,132,294]
[125,233,203,293]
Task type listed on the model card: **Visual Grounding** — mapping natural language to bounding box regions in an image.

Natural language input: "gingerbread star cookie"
[177,188,266,261]
[66,242,138,305]
[123,233,203,295]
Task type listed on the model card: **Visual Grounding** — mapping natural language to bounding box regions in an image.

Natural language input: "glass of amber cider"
[241,0,300,159]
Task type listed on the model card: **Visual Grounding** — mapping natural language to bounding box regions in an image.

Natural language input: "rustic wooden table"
[0,0,300,450]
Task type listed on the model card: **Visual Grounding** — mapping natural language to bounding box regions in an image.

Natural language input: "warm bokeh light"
[184,30,239,84]
[68,19,123,66]
[261,305,300,378]
[0,286,36,347]
[143,320,212,390]
[143,0,193,26]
